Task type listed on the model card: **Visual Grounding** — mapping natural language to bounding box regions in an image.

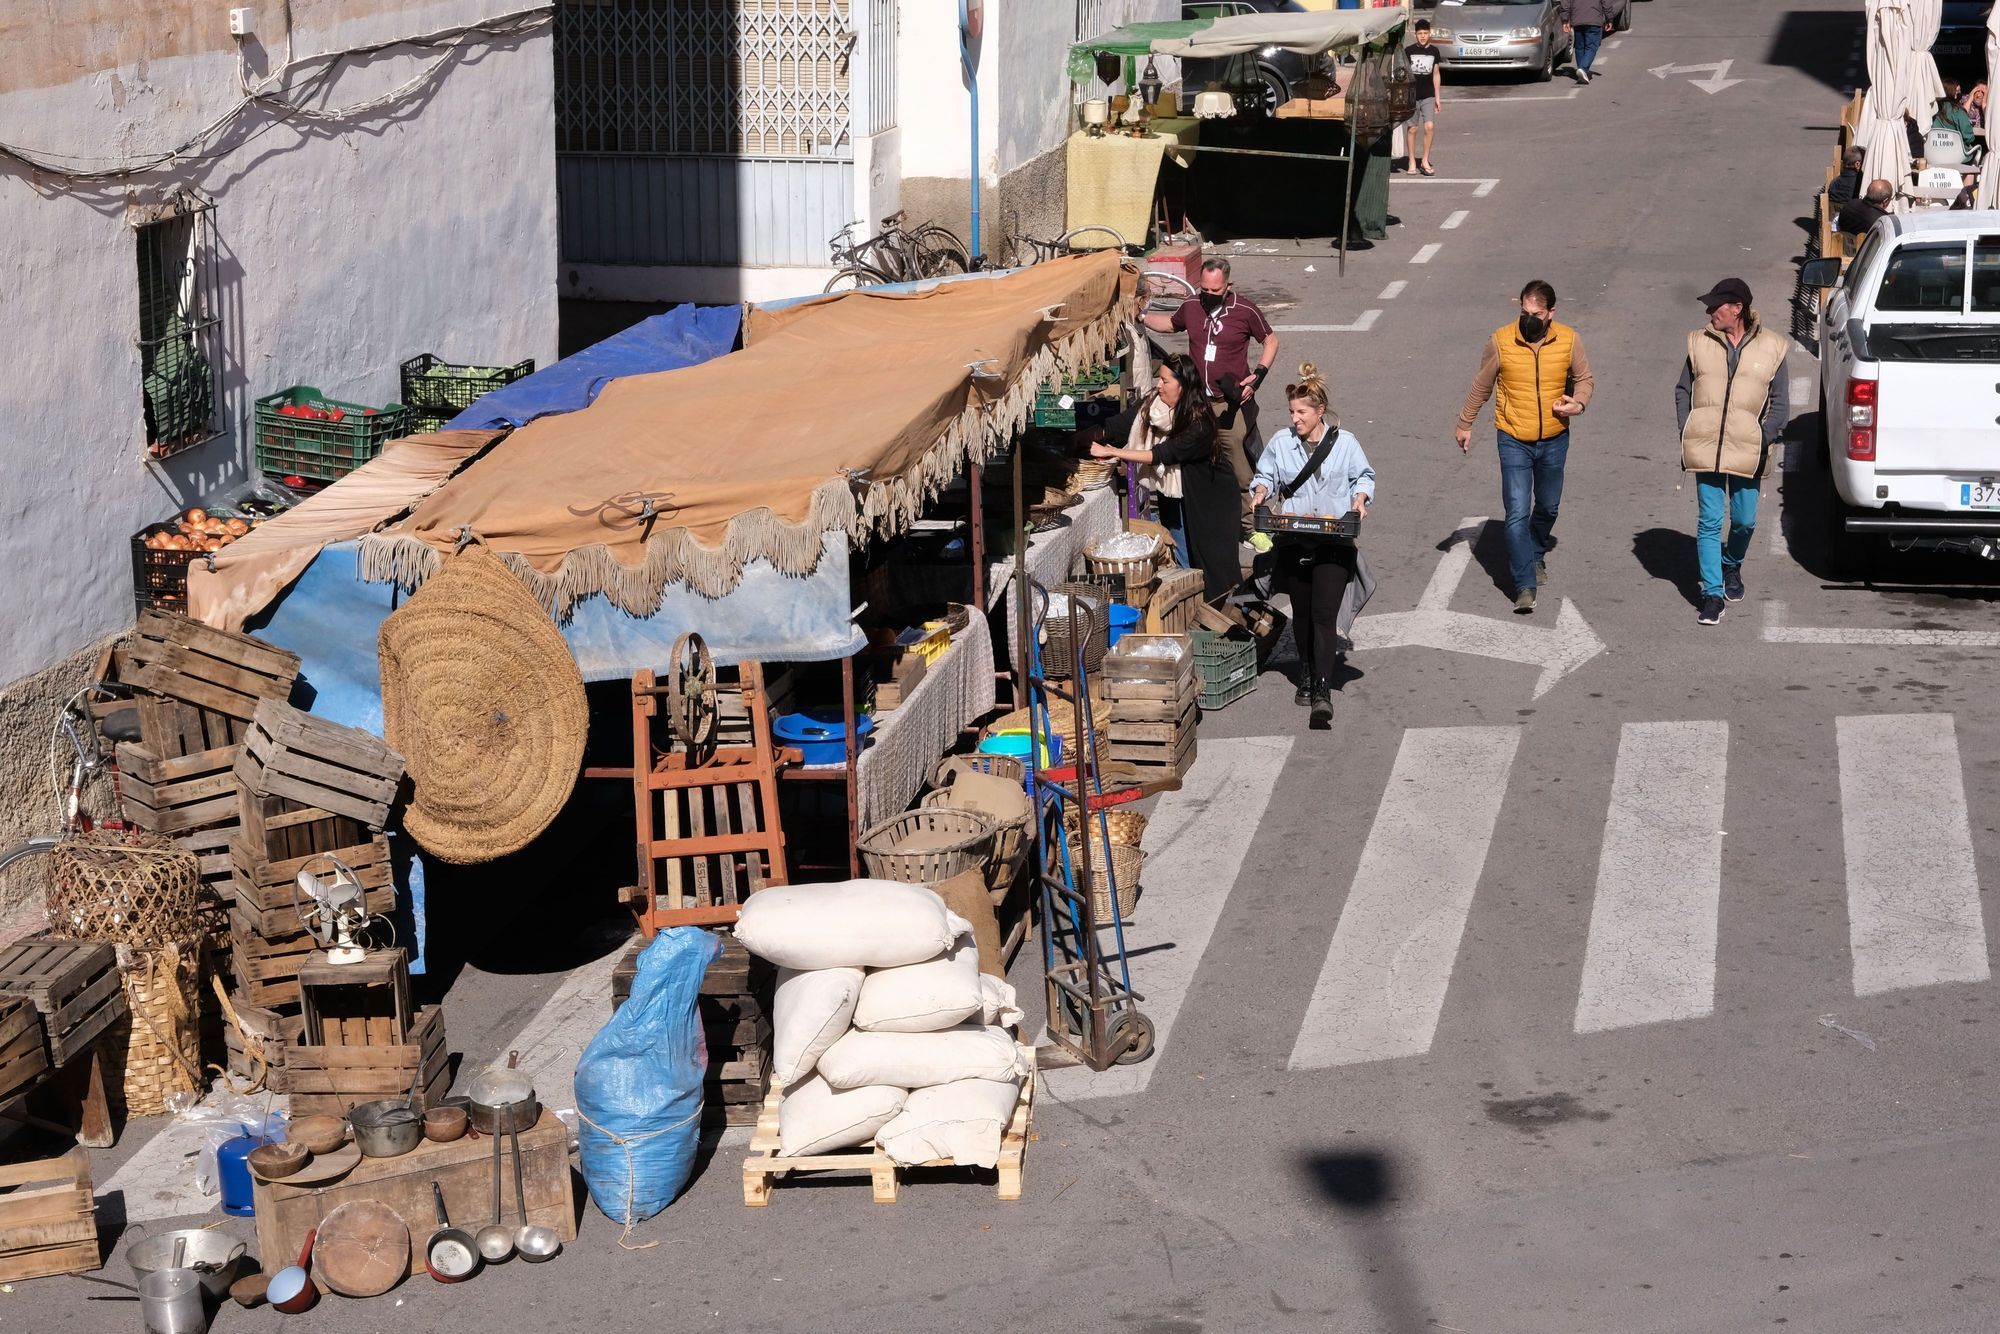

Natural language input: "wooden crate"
[254,1107,572,1281]
[228,888,394,1011]
[230,834,391,938]
[0,1001,47,1104]
[108,610,300,759]
[222,1003,302,1095]
[0,1148,99,1282]
[1103,728,1197,786]
[234,699,404,831]
[299,948,413,1046]
[116,741,239,836]
[0,938,125,1066]
[235,790,371,870]
[285,1004,449,1118]
[1143,567,1205,636]
[741,1045,1034,1206]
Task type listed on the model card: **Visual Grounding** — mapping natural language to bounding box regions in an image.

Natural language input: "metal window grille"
[1077,0,1154,40]
[555,0,854,159]
[134,194,223,458]
[867,0,896,135]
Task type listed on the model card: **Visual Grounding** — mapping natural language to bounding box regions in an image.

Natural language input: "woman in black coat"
[1089,354,1241,604]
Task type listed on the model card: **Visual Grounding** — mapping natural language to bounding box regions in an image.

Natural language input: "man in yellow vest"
[1673,277,1791,626]
[1454,280,1595,613]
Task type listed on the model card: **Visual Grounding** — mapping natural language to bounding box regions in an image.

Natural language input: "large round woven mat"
[378,544,588,864]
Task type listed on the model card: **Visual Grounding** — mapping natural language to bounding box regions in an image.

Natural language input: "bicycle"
[1000,224,1132,270]
[825,212,971,292]
[0,686,139,873]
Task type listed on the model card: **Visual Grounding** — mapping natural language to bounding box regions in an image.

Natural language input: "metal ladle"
[473,1107,514,1264]
[510,1108,560,1262]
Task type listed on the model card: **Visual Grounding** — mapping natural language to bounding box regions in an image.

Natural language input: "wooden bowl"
[289,1114,348,1155]
[422,1104,468,1143]
[248,1141,309,1179]
[229,1273,269,1309]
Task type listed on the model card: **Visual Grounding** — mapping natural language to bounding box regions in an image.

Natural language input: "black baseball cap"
[1697,278,1752,309]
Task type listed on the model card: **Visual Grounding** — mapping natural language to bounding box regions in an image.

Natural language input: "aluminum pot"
[140,1268,208,1334]
[348,1099,424,1158]
[127,1228,246,1302]
[465,1051,538,1136]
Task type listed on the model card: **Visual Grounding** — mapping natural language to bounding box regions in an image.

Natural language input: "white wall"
[0,0,558,688]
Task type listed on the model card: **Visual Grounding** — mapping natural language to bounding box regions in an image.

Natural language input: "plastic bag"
[167,1091,287,1196]
[574,927,717,1233]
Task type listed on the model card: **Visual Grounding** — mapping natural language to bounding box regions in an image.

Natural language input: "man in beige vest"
[1673,278,1790,626]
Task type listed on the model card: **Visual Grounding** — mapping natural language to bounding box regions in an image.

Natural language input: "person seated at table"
[1828,146,1864,207]
[1249,364,1374,730]
[1837,179,1893,235]
[1089,354,1242,606]
[1970,82,1989,131]
[1935,77,1981,149]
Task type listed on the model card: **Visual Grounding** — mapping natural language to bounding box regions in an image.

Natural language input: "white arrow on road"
[1649,59,1743,95]
[1351,517,1606,698]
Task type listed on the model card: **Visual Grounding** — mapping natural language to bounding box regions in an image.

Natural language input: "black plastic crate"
[130,529,196,612]
[129,491,295,612]
[399,353,535,432]
[254,385,409,484]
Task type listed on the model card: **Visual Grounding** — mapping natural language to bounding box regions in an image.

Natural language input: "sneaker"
[1697,595,1725,625]
[1513,588,1537,614]
[1724,570,1745,602]
[1536,558,1549,586]
[1309,682,1334,730]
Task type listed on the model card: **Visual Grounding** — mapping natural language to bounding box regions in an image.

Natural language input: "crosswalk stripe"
[1288,726,1521,1070]
[1838,714,1991,996]
[1041,735,1295,1101]
[1574,721,1730,1034]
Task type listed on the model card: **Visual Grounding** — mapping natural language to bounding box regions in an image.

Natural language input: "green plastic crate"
[400,353,535,433]
[1190,628,1258,709]
[254,385,410,484]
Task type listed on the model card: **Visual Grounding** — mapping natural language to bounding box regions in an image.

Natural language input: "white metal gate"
[556,0,857,268]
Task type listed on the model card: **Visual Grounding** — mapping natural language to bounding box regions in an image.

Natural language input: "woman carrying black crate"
[1089,354,1242,606]
[1250,364,1374,730]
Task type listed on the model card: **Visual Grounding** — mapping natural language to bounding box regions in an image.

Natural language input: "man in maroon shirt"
[1141,257,1280,534]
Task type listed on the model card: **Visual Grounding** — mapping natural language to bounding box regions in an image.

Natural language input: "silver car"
[1416,0,1581,83]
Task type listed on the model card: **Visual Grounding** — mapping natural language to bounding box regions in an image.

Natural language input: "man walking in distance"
[1142,258,1279,535]
[1561,0,1617,84]
[1455,280,1594,614]
[1404,20,1442,175]
[1674,278,1790,627]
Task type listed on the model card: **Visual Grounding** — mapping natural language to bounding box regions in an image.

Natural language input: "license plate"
[1958,480,2000,508]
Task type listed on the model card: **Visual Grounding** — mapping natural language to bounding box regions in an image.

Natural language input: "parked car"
[1934,2,1993,81]
[1180,0,1334,115]
[1412,0,1600,83]
[1802,213,2000,572]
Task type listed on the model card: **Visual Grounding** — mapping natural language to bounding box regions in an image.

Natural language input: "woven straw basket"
[858,808,998,884]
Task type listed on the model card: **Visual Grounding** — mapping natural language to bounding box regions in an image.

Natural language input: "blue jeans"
[1573,23,1604,73]
[1497,430,1568,593]
[1695,473,1758,599]
[1158,495,1191,569]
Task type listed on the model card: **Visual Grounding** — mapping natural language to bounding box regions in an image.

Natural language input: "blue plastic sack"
[574,927,719,1230]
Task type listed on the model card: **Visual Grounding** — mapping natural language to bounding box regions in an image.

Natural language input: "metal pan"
[466,1050,538,1136]
[423,1182,480,1283]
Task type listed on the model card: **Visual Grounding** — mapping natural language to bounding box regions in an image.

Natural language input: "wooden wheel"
[667,632,717,755]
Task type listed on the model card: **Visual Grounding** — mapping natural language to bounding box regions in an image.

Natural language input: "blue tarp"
[443,303,742,431]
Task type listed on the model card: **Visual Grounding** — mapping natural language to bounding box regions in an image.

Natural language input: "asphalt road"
[26,3,2000,1332]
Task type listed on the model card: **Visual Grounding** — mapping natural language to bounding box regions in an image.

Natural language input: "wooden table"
[253,1108,575,1279]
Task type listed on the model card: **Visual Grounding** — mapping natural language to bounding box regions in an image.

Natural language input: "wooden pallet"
[104,611,301,761]
[235,699,404,831]
[0,1148,99,1282]
[230,834,391,937]
[285,1004,449,1118]
[742,1045,1034,1206]
[0,938,125,1066]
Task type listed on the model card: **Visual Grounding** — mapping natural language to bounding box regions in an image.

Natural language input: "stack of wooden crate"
[104,611,302,948]
[612,932,771,1128]
[285,948,448,1117]
[1100,634,1199,786]
[0,1148,98,1281]
[228,700,403,1015]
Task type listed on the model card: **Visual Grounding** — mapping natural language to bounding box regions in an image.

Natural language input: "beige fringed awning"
[360,253,1134,619]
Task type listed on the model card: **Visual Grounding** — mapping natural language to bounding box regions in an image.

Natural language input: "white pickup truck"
[1804,212,2000,570]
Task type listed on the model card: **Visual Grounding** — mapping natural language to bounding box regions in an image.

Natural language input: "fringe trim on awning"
[358,306,1125,622]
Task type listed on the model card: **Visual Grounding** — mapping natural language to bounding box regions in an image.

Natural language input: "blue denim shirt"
[1253,426,1376,517]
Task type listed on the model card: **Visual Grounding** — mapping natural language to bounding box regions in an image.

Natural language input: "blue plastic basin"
[773,710,875,766]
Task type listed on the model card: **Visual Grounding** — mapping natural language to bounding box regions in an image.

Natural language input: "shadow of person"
[1632,526,1702,606]
[1299,1149,1429,1332]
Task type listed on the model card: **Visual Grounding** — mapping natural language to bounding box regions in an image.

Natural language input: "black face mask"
[1199,291,1227,314]
[1518,312,1550,342]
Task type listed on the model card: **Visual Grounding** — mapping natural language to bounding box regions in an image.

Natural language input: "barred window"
[134,195,223,458]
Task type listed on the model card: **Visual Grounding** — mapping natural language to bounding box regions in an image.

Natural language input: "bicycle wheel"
[823,262,895,294]
[911,224,970,276]
[1059,224,1129,253]
[0,838,55,874]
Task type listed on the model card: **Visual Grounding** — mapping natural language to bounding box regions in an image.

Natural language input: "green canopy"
[1069,10,1406,85]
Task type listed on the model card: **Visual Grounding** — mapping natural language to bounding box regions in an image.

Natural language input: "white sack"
[853,933,983,1033]
[876,1076,1022,1168]
[778,1075,906,1157]
[770,966,863,1086]
[734,880,974,970]
[817,1024,1028,1091]
[979,974,1024,1028]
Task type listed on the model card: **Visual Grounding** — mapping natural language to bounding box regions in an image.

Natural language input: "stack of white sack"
[735,880,1028,1167]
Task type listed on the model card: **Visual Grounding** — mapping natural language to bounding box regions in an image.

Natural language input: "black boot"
[1308,680,1334,730]
[1295,673,1312,706]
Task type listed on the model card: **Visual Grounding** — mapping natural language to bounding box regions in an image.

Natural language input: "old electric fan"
[293,855,395,965]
